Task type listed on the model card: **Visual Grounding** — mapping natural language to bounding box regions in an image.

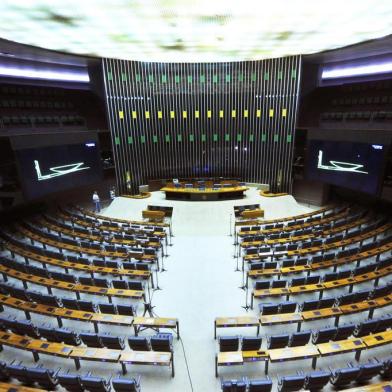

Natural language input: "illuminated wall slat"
[102,57,301,194]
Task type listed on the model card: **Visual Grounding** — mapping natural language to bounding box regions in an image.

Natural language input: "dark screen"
[306,139,386,195]
[15,141,102,200]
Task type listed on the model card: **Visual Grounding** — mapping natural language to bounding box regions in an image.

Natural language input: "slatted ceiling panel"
[103,57,301,194]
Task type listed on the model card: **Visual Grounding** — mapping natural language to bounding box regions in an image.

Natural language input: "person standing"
[92,191,101,213]
[110,187,115,201]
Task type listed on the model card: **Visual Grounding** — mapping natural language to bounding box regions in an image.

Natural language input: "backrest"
[271,280,286,289]
[259,303,279,315]
[28,367,58,389]
[219,336,239,352]
[56,328,81,346]
[117,304,136,317]
[312,327,337,344]
[112,280,129,290]
[150,336,172,352]
[79,277,94,286]
[306,275,320,285]
[330,367,360,386]
[81,375,110,392]
[318,297,335,309]
[221,380,247,392]
[278,375,305,392]
[304,371,330,390]
[100,334,125,350]
[248,379,273,392]
[268,334,290,349]
[279,301,297,314]
[254,281,270,290]
[6,364,29,383]
[112,377,140,392]
[78,300,97,313]
[354,319,379,337]
[94,278,109,288]
[300,300,319,312]
[128,337,150,351]
[241,337,262,351]
[127,281,144,291]
[80,332,103,348]
[0,361,9,382]
[291,277,306,287]
[357,362,383,382]
[289,331,311,347]
[334,324,356,341]
[62,298,80,310]
[99,303,118,314]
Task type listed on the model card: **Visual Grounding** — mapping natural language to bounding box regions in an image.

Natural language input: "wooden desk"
[0,331,173,376]
[267,345,319,374]
[317,338,365,362]
[362,330,392,349]
[251,265,392,306]
[142,210,165,222]
[240,209,264,219]
[0,382,47,391]
[214,316,260,338]
[215,351,244,377]
[17,225,157,262]
[120,351,173,376]
[6,242,153,284]
[341,381,392,391]
[0,265,145,302]
[69,347,120,368]
[260,313,303,330]
[74,206,170,227]
[133,317,179,339]
[162,186,249,201]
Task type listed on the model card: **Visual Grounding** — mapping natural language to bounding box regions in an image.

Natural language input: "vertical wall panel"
[102,57,301,194]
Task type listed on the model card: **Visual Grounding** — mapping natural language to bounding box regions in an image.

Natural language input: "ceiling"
[1,0,392,62]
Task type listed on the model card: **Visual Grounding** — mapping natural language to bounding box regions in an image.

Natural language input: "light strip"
[322,61,392,79]
[0,65,90,82]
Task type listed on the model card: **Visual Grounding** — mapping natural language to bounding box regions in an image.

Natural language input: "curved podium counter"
[161,185,249,201]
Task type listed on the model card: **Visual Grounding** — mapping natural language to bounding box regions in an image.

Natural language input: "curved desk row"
[214,294,392,338]
[0,331,174,376]
[0,294,179,337]
[161,186,249,201]
[215,329,392,376]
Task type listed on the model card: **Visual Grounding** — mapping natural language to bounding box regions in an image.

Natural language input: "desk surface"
[161,186,249,194]
[317,338,365,356]
[0,382,47,392]
[215,316,260,327]
[340,381,392,391]
[120,351,172,365]
[268,345,319,362]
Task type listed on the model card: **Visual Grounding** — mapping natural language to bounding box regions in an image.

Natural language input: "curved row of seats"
[0,361,141,391]
[247,238,392,280]
[0,315,172,352]
[16,224,158,261]
[0,259,145,302]
[58,209,168,238]
[69,205,170,228]
[251,256,392,307]
[243,221,390,262]
[37,217,162,248]
[221,359,392,391]
[219,313,392,350]
[239,209,367,243]
[259,280,392,315]
[235,204,339,227]
[1,257,147,292]
[240,214,372,249]
[238,205,364,234]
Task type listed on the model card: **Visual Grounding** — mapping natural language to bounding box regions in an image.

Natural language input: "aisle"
[103,188,316,391]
